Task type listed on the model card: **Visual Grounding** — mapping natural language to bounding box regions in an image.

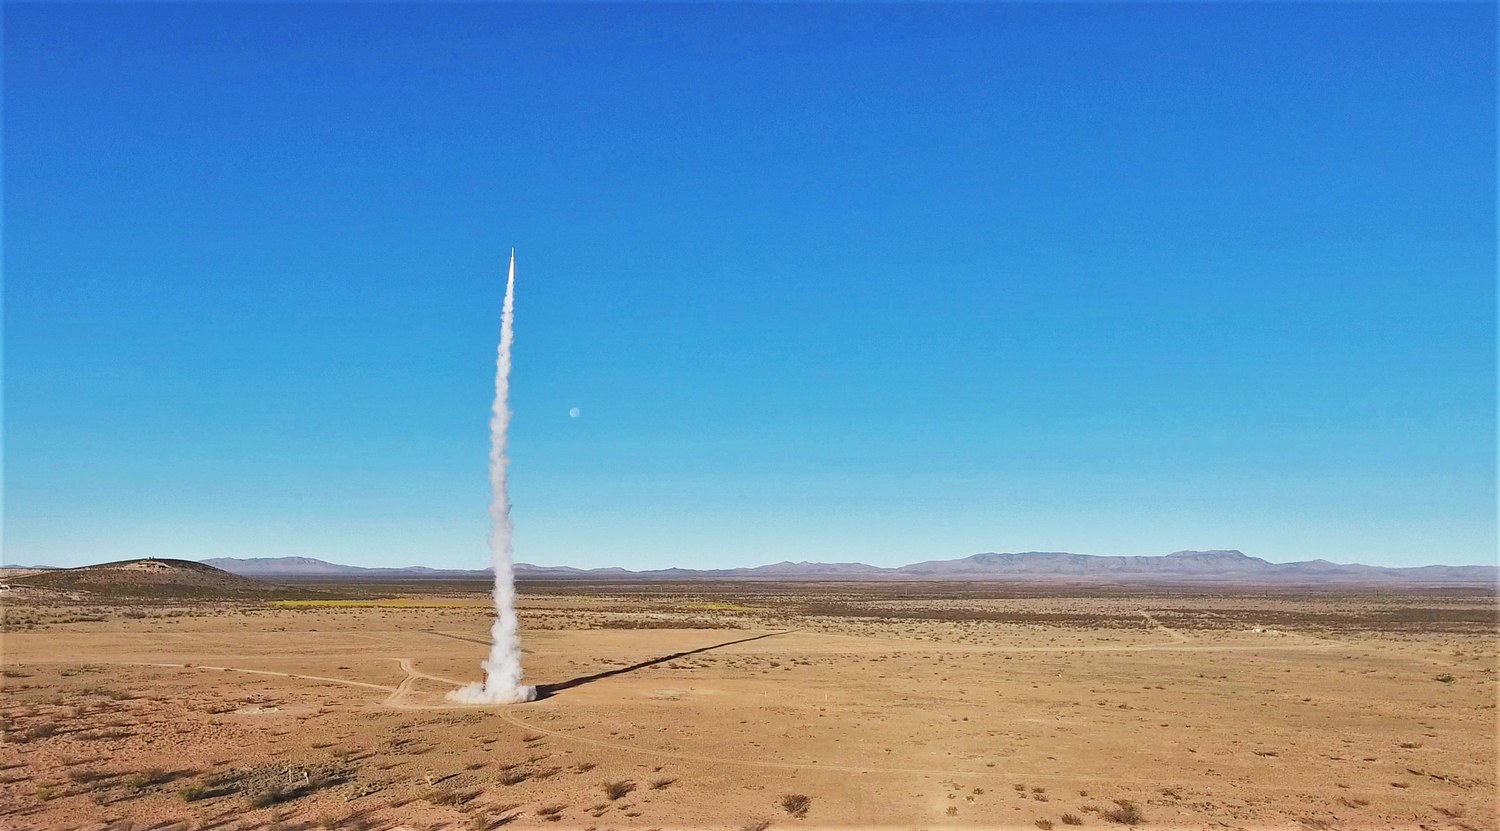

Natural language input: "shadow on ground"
[535,630,797,698]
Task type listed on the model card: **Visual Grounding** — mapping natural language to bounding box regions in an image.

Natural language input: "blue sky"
[5,3,1494,570]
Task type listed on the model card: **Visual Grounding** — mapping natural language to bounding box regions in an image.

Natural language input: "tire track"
[1138,610,1190,643]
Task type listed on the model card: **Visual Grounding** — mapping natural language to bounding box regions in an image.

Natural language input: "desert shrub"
[1435,674,1455,684]
[125,768,168,792]
[80,686,134,700]
[499,769,531,786]
[22,723,57,741]
[77,727,133,741]
[179,782,208,802]
[422,786,460,805]
[604,780,635,800]
[650,777,675,790]
[1104,799,1144,825]
[1037,820,1055,829]
[248,786,287,808]
[780,793,811,817]
[346,781,382,800]
[36,785,57,801]
[1062,814,1084,825]
[573,761,596,773]
[536,804,564,821]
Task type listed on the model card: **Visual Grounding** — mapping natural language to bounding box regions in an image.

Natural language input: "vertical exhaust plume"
[448,249,537,705]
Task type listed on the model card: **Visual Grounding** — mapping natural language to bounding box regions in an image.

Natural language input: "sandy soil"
[1,583,1494,830]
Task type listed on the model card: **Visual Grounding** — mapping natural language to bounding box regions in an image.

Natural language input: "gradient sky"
[5,3,1495,570]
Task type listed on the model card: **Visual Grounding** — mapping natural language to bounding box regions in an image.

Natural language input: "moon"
[568,407,580,418]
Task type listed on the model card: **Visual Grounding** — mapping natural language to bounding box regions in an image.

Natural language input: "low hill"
[12,558,296,599]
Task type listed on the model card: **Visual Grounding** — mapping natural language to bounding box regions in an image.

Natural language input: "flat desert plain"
[2,580,1495,830]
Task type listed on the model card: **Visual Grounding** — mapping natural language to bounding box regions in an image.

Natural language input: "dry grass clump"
[1104,799,1144,825]
[650,777,676,790]
[780,793,811,817]
[421,785,473,806]
[1061,813,1084,825]
[248,786,287,809]
[79,686,135,701]
[77,727,133,741]
[66,768,107,784]
[124,768,169,792]
[19,723,57,742]
[604,779,635,800]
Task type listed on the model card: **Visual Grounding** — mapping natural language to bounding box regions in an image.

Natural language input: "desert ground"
[2,579,1495,830]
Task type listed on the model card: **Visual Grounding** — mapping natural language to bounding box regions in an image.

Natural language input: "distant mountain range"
[198,551,1498,584]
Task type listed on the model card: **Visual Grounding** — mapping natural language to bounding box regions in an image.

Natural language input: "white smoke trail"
[448,249,537,705]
